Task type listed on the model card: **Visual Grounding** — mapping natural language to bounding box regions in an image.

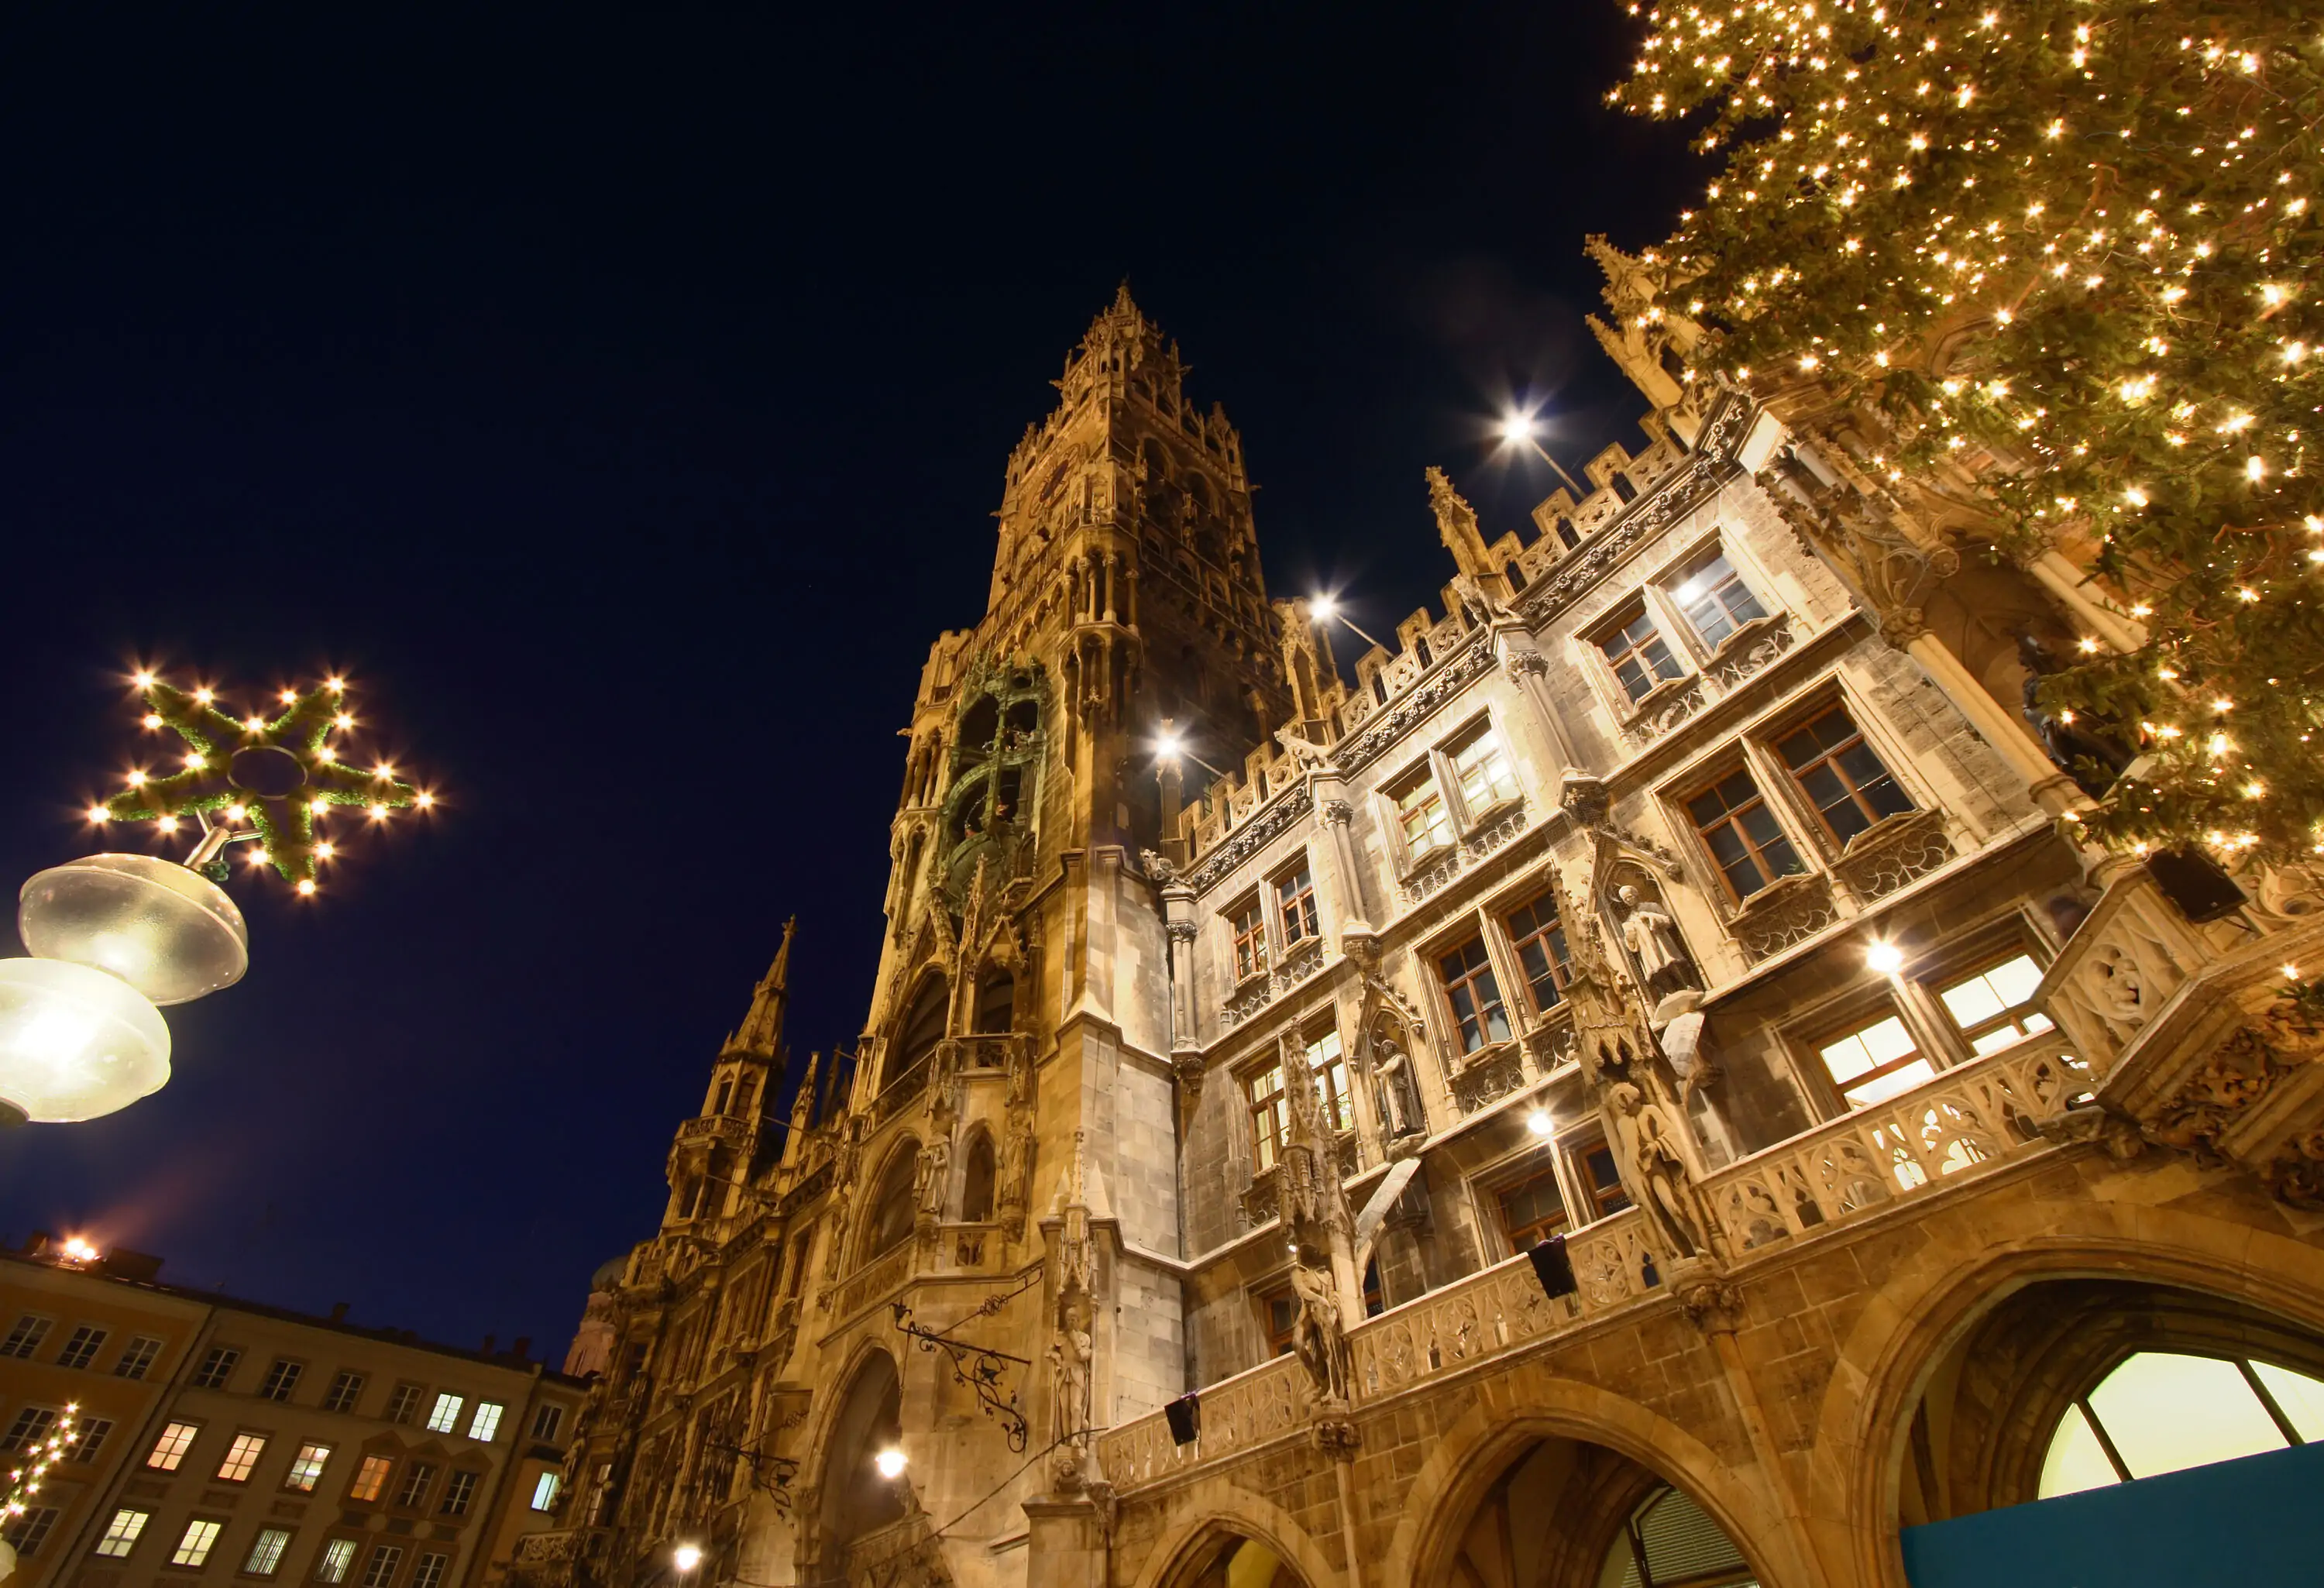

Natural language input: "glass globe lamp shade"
[0,957,171,1125]
[19,853,248,1005]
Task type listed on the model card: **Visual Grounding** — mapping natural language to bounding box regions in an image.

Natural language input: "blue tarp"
[1901,1438,2324,1586]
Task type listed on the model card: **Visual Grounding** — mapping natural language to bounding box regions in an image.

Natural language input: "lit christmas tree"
[1606,0,2322,863]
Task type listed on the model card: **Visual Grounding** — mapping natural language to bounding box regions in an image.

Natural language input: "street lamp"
[1153,730,1226,780]
[672,1544,703,1574]
[1495,407,1588,500]
[1305,594,1385,652]
[873,1447,907,1480]
[1866,940,1906,976]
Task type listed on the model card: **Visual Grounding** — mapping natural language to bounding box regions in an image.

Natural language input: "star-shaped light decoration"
[95,672,431,890]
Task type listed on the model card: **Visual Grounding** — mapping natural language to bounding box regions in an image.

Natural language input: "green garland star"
[101,678,421,888]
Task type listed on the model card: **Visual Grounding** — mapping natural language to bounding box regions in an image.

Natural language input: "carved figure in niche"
[1607,1081,1705,1258]
[1371,1032,1425,1138]
[1136,847,1182,885]
[1047,1318,1092,1445]
[914,1133,951,1216]
[1287,1257,1353,1405]
[998,1112,1037,1229]
[2090,945,2146,1026]
[1617,883,1700,999]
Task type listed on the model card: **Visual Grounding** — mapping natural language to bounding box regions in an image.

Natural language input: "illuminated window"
[1,1316,52,1359]
[466,1401,504,1442]
[192,1345,242,1390]
[315,1538,360,1584]
[394,1461,436,1509]
[1817,1012,1935,1108]
[65,1416,113,1462]
[1392,770,1456,862]
[1687,769,1803,902]
[2040,1351,2324,1498]
[57,1324,108,1369]
[1438,938,1511,1054]
[1,1408,56,1452]
[1259,1287,1298,1357]
[1247,1061,1288,1174]
[261,1359,304,1402]
[423,1394,463,1435]
[148,1420,201,1470]
[529,1473,562,1512]
[1504,893,1571,1015]
[246,1527,295,1577]
[1499,1167,1570,1254]
[1937,953,2054,1056]
[323,1371,366,1414]
[1274,864,1318,949]
[218,1432,268,1482]
[94,1507,150,1559]
[1449,724,1521,815]
[1670,551,1768,651]
[410,1553,449,1588]
[1598,603,1686,703]
[284,1442,333,1493]
[172,1519,225,1568]
[384,1384,421,1425]
[360,1545,404,1588]
[1779,707,1913,847]
[1229,897,1268,981]
[349,1454,394,1503]
[438,1470,479,1518]
[114,1335,163,1380]
[530,1404,564,1442]
[1601,1484,1754,1587]
[2,1507,58,1558]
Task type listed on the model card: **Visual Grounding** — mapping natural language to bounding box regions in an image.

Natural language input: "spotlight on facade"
[874,1447,907,1479]
[672,1545,703,1573]
[60,1236,98,1264]
[1525,1108,1555,1137]
[1866,940,1906,976]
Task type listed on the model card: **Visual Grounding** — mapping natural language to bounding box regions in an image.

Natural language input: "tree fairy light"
[1606,0,2324,861]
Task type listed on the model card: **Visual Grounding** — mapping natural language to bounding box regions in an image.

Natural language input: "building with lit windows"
[526,287,2324,1588]
[0,1238,580,1588]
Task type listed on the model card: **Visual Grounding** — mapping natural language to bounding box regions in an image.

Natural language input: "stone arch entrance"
[1157,1529,1312,1588]
[806,1349,907,1586]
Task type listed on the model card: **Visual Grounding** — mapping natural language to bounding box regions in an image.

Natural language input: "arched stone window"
[1598,1485,1755,1587]
[888,977,948,1090]
[1177,1535,1303,1588]
[2038,1350,2324,1497]
[974,971,1016,1036]
[862,1144,920,1260]
[959,1131,997,1223]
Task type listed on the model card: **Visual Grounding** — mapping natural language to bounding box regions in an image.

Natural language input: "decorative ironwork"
[889,1268,1042,1451]
[699,1440,800,1518]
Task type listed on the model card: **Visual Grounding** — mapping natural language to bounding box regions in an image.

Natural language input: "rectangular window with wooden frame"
[1504,893,1572,1015]
[1778,706,1913,847]
[1391,767,1456,864]
[348,1454,394,1504]
[1447,722,1521,817]
[1229,896,1269,983]
[1669,549,1769,651]
[1498,1166,1570,1254]
[1259,1287,1298,1358]
[1572,1136,1634,1222]
[1935,951,2054,1057]
[1597,601,1686,703]
[1274,862,1319,950]
[1438,937,1512,1054]
[1817,1009,1936,1109]
[1686,768,1804,902]
[57,1324,107,1370]
[1247,1061,1288,1174]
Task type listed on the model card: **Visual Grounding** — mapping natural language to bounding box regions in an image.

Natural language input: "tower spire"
[734,917,796,1055]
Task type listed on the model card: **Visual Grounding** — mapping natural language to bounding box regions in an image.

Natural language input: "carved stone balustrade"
[1728,871,1839,962]
[1831,806,1955,905]
[829,1241,916,1325]
[1449,1042,1526,1115]
[1096,1353,1305,1490]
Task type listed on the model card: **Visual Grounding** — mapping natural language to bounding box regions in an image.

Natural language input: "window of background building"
[1670,550,1768,651]
[323,1371,366,1414]
[66,1416,112,1462]
[438,1470,479,1518]
[284,1442,333,1492]
[315,1538,360,1584]
[1274,863,1318,950]
[93,1507,150,1559]
[1818,1012,1935,1109]
[530,1405,563,1442]
[172,1519,225,1568]
[529,1473,561,1512]
[2040,1351,2324,1498]
[1687,769,1803,902]
[466,1401,504,1442]
[217,1432,268,1482]
[1246,1060,1287,1174]
[423,1394,463,1435]
[1499,1167,1571,1254]
[1598,603,1686,703]
[410,1553,449,1588]
[1448,724,1521,815]
[148,1420,200,1470]
[349,1454,394,1503]
[1504,894,1572,1015]
[192,1345,241,1390]
[114,1335,163,1380]
[1439,937,1511,1054]
[246,1527,295,1577]
[1,1317,52,1359]
[2,1408,56,1452]
[359,1544,404,1588]
[261,1359,304,1402]
[2,1507,58,1559]
[395,1461,436,1508]
[1937,953,2054,1056]
[1229,895,1268,982]
[384,1384,421,1425]
[1392,768,1456,863]
[1779,706,1913,847]
[1260,1287,1298,1357]
[57,1324,107,1369]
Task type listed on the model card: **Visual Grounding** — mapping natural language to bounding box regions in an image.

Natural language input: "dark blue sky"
[0,4,1700,1358]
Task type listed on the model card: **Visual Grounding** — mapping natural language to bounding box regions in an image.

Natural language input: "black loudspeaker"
[2145,849,2248,924]
[1164,1392,1201,1445]
[1528,1234,1579,1301]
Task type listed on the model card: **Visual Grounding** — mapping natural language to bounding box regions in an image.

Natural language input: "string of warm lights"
[95,672,434,890]
[1607,0,2322,864]
[1,1402,78,1542]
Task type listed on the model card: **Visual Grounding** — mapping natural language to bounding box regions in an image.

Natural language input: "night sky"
[0,5,1700,1360]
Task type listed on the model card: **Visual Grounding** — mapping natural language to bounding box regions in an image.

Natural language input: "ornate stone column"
[1310,768,1373,947]
[1159,877,1203,1098]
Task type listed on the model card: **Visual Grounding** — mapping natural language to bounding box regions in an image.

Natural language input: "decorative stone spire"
[732,917,796,1057]
[1426,466,1494,581]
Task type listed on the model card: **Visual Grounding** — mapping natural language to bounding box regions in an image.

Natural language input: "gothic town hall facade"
[517,284,2324,1588]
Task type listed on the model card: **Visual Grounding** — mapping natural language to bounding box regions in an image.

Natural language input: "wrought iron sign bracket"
[889,1268,1042,1452]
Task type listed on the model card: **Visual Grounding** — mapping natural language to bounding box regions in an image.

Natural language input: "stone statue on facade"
[1617,883,1700,999]
[1372,1033,1425,1139]
[1288,1255,1353,1405]
[1607,1081,1707,1259]
[915,1132,951,1216]
[1274,727,1338,773]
